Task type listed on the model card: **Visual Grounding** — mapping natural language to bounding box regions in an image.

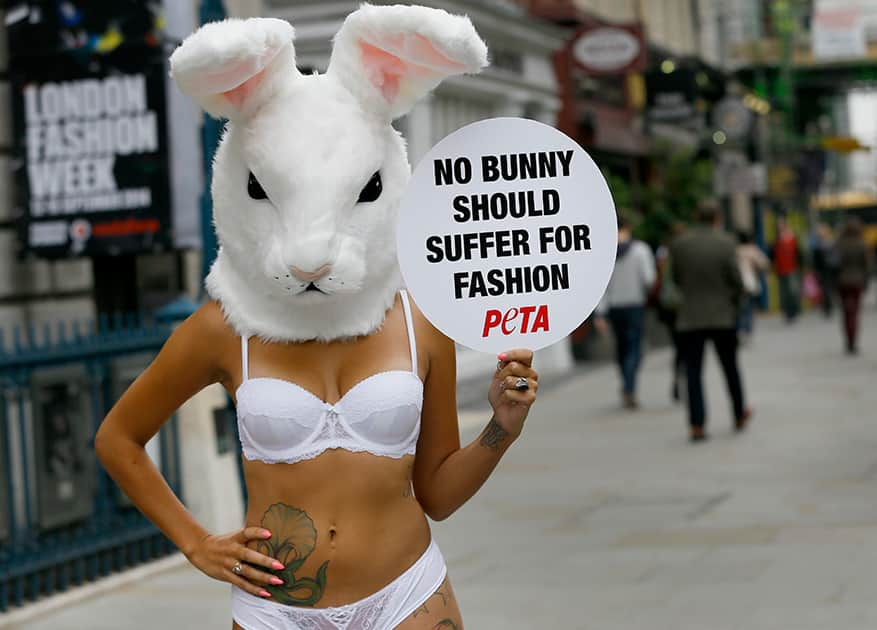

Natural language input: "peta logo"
[482,305,549,338]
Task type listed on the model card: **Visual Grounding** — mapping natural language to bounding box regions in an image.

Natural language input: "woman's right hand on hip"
[186,527,286,598]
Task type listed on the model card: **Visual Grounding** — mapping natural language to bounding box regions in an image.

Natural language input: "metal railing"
[0,315,179,611]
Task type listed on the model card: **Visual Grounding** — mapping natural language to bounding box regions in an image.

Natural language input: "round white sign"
[396,117,618,354]
[572,27,641,73]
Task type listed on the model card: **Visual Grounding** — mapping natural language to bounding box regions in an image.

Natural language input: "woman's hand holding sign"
[486,350,539,443]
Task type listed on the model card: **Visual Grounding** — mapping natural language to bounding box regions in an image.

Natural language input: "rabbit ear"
[170,17,299,121]
[328,4,488,121]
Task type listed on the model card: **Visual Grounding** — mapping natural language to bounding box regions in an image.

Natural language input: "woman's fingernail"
[260,590,272,598]
[272,561,285,570]
[498,353,507,360]
[269,577,284,585]
[262,530,272,538]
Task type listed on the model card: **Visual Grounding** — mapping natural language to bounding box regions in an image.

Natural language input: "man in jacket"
[670,201,750,441]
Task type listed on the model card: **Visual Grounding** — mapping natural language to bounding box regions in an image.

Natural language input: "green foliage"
[604,142,714,247]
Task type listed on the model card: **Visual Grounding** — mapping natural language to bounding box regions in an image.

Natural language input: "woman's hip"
[232,539,447,630]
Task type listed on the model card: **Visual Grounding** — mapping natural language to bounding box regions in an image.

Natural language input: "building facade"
[264,0,564,166]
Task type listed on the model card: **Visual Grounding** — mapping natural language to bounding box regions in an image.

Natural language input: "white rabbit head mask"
[170,5,487,342]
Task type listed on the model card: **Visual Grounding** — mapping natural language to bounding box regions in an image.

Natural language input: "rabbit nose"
[289,264,332,283]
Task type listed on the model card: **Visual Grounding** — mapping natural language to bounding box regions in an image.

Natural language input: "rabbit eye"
[357,171,382,203]
[248,172,268,200]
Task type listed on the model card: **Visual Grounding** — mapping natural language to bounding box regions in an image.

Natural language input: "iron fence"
[0,315,180,611]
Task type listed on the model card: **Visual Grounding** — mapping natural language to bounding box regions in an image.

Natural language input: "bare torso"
[240,453,430,606]
[224,296,433,607]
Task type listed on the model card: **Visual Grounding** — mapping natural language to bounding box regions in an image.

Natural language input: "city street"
[5,311,877,630]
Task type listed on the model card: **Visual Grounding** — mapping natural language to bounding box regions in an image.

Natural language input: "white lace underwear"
[232,539,446,630]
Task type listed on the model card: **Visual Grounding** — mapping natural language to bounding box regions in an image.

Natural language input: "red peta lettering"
[481,305,550,337]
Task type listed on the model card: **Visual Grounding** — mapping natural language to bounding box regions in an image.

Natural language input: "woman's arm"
[96,302,230,552]
[95,302,282,597]
[412,310,538,521]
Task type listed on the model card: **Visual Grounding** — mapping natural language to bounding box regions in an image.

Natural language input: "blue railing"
[0,315,180,611]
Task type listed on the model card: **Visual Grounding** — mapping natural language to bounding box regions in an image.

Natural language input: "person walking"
[736,231,770,341]
[810,223,837,318]
[670,202,750,442]
[834,218,872,354]
[655,223,686,401]
[595,215,656,409]
[772,215,802,322]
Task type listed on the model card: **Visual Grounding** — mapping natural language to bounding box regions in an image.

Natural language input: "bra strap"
[240,335,249,382]
[399,290,418,374]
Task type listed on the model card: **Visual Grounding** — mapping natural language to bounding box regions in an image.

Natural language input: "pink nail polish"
[269,577,284,585]
[260,590,272,598]
[262,530,272,539]
[498,353,507,360]
[272,561,285,570]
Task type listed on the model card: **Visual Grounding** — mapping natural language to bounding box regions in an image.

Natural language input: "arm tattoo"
[434,621,459,629]
[479,415,510,451]
[252,503,328,607]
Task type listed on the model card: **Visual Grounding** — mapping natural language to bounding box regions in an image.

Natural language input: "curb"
[0,554,188,629]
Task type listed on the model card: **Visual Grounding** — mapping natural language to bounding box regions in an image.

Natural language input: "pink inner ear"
[359,41,405,103]
[359,34,468,104]
[222,70,266,111]
[382,33,468,72]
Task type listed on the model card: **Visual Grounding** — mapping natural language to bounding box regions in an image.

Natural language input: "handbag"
[739,259,760,296]
[803,271,822,304]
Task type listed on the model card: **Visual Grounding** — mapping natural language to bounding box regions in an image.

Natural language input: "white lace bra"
[235,291,423,465]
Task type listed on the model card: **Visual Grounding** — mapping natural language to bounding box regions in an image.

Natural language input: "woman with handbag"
[736,232,769,341]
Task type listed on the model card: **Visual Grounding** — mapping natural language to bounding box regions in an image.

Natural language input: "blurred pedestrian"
[595,215,656,409]
[834,218,872,355]
[736,231,769,341]
[655,223,686,401]
[771,215,802,322]
[671,201,750,442]
[810,223,837,318]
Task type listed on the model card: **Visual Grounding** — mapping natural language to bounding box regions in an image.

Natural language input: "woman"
[96,296,536,629]
[834,218,872,354]
[95,8,540,629]
[736,231,769,341]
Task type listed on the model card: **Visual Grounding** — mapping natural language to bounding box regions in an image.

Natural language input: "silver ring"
[497,360,504,371]
[514,376,529,391]
[232,561,243,575]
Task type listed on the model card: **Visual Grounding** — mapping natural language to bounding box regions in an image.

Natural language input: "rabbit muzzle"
[290,264,332,283]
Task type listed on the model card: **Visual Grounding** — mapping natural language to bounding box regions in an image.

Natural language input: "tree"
[604,142,714,247]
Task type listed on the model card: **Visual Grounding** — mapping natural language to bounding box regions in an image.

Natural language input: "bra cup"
[239,411,319,456]
[346,404,421,446]
[237,378,327,419]
[337,373,422,446]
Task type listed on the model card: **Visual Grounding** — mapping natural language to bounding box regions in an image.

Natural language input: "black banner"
[645,68,697,124]
[8,1,171,258]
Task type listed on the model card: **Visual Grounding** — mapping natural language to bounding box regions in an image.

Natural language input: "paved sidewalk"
[5,312,877,629]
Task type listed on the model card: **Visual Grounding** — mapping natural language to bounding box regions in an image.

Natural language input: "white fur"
[170,5,487,342]
[330,4,488,120]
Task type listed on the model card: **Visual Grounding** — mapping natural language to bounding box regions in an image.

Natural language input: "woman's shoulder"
[402,292,454,354]
[189,300,234,331]
[170,300,239,354]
